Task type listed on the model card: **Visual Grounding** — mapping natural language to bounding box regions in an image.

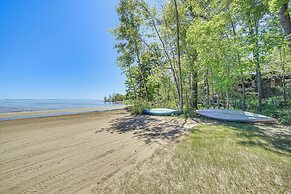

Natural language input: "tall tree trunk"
[210,70,215,109]
[188,55,198,109]
[227,90,230,109]
[254,44,263,113]
[172,53,181,107]
[173,0,183,112]
[280,46,287,103]
[250,22,262,113]
[134,42,149,102]
[241,76,246,111]
[231,21,246,111]
[205,69,210,108]
[282,71,286,104]
[185,2,198,109]
[128,66,137,100]
[256,64,262,113]
[254,24,262,113]
[192,70,198,109]
[218,92,221,109]
[140,3,181,107]
[186,75,190,109]
[222,93,226,109]
[279,3,291,51]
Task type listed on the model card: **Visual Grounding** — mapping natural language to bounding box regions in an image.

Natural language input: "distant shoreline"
[0,105,126,121]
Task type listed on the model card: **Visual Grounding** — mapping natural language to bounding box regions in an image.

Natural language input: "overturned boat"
[196,109,277,123]
[143,108,182,116]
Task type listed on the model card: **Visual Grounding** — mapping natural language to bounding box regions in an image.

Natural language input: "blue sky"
[0,0,126,99]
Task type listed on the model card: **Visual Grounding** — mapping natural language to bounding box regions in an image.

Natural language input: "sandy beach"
[0,109,196,193]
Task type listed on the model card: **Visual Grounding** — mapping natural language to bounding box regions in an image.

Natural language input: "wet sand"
[0,105,126,121]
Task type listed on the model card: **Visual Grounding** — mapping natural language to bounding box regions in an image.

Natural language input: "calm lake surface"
[0,99,123,114]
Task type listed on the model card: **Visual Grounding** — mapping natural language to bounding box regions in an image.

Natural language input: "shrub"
[127,100,150,115]
[262,97,291,125]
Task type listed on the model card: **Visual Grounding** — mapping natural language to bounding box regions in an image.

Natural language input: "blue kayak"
[143,108,182,116]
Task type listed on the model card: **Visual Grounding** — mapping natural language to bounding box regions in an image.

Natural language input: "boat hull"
[196,109,277,123]
[143,108,182,116]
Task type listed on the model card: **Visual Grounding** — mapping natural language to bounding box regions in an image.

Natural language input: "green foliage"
[113,0,291,121]
[262,96,291,124]
[127,99,150,115]
[104,93,126,102]
[268,0,290,13]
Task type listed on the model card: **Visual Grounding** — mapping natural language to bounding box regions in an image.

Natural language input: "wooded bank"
[113,0,291,124]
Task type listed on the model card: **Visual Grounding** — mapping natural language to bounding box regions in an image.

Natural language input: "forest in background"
[113,0,291,124]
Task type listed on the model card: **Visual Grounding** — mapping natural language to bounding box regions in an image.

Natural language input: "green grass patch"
[121,123,291,193]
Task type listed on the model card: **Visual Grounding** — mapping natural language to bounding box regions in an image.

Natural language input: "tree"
[173,0,183,111]
[269,0,291,51]
[113,0,150,102]
[113,0,291,118]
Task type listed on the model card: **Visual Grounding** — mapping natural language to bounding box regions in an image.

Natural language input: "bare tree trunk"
[185,0,199,109]
[192,70,198,109]
[205,69,210,108]
[250,22,262,113]
[218,92,221,109]
[184,74,192,109]
[231,21,246,111]
[280,46,287,103]
[140,3,181,106]
[256,65,262,113]
[188,55,198,109]
[134,42,149,102]
[241,76,246,111]
[173,0,183,112]
[128,66,137,100]
[279,3,291,51]
[254,34,263,113]
[172,53,181,107]
[254,24,262,113]
[282,71,286,103]
[227,90,230,109]
[210,70,215,109]
[222,93,226,109]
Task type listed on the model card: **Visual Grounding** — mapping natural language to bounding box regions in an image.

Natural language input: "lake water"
[0,99,123,114]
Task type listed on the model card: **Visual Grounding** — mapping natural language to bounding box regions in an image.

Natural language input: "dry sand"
[0,109,197,194]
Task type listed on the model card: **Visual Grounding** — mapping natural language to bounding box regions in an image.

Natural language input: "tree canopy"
[113,0,291,124]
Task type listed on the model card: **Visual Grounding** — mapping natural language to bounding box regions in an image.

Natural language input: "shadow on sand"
[97,110,290,156]
[98,112,197,144]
